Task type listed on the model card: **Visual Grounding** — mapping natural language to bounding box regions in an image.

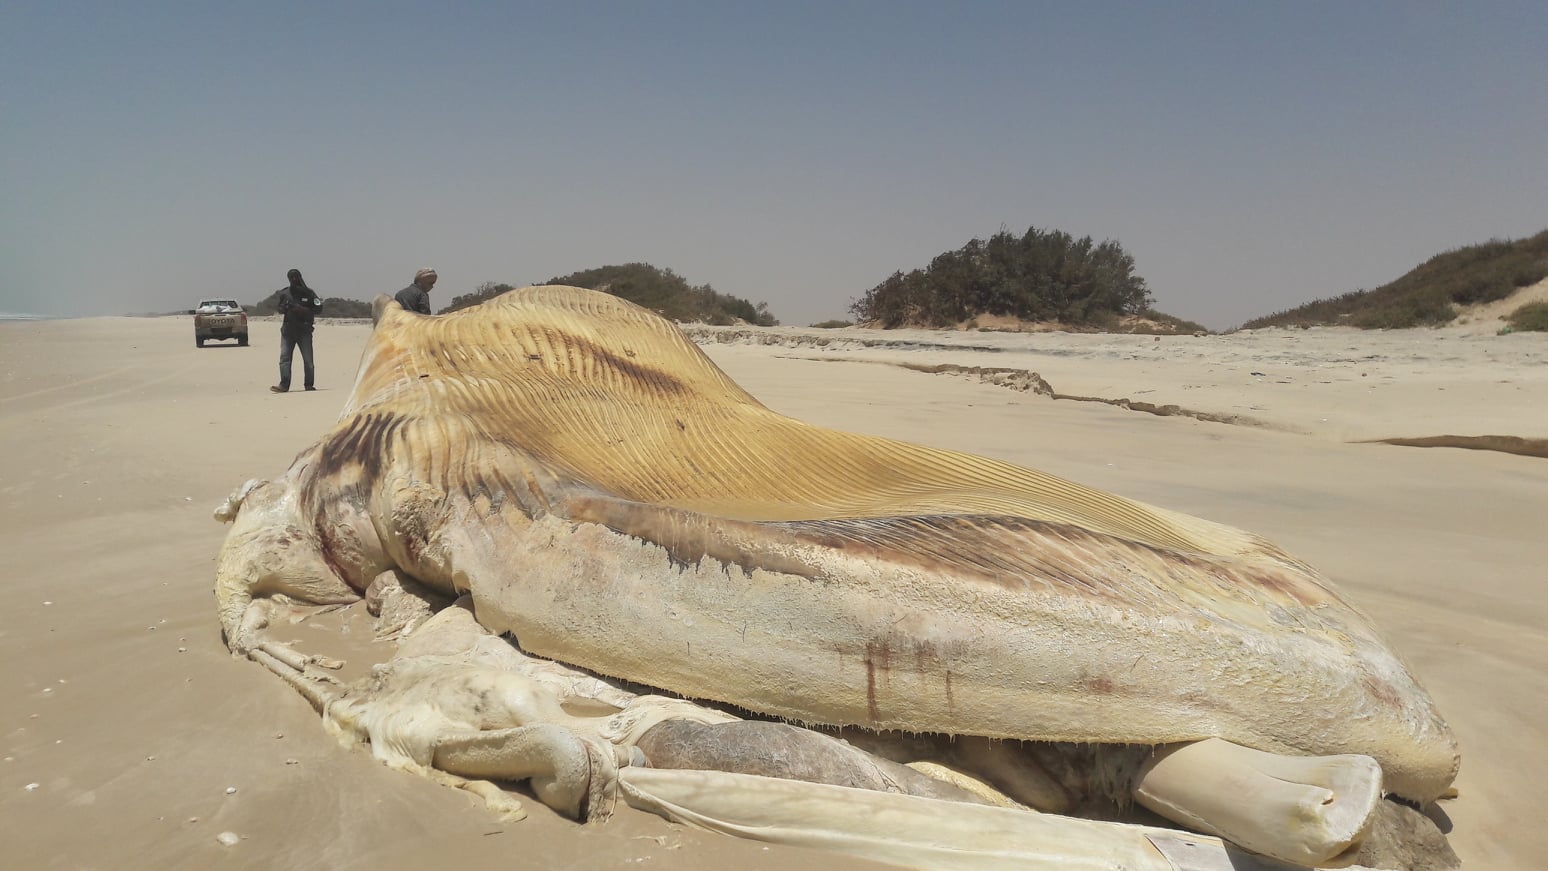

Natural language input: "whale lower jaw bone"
[622,767,1390,871]
[241,595,1386,870]
[1135,738,1383,867]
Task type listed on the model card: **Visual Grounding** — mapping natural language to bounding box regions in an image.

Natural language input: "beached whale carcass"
[214,286,1458,869]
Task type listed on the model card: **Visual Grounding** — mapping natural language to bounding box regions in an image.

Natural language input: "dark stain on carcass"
[566,495,1334,620]
[569,339,688,397]
[313,507,357,590]
[863,657,878,723]
[854,636,967,723]
[863,641,893,723]
[400,528,422,565]
[1360,673,1404,710]
[772,513,1337,613]
[914,641,935,673]
[309,411,408,500]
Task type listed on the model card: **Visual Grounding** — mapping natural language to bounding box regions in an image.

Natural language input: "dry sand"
[2,314,1545,869]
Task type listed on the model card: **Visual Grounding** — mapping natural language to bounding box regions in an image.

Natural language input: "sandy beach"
[3,313,1546,870]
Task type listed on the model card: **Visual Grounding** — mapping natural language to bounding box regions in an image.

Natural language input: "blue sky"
[3,2,1545,328]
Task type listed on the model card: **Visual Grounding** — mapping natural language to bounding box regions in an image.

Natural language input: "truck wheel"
[238,336,249,347]
[196,337,205,348]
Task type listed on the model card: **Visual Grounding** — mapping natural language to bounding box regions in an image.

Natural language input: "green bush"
[1242,229,1548,329]
[810,320,853,329]
[1506,302,1548,332]
[849,226,1153,329]
[545,263,778,326]
[1129,309,1209,335]
[246,291,372,318]
[1345,292,1455,329]
[318,297,372,317]
[442,283,515,314]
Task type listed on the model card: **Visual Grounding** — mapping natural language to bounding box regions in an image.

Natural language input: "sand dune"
[3,315,1545,869]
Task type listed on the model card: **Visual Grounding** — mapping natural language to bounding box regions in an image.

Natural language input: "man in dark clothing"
[394,267,437,315]
[271,268,323,393]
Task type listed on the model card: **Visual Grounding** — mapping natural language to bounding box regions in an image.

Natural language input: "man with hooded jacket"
[271,268,323,393]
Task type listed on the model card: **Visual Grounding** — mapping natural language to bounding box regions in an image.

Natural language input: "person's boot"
[270,385,288,393]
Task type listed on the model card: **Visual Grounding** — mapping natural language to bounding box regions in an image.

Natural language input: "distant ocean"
[0,312,54,321]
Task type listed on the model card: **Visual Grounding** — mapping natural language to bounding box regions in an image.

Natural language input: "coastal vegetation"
[549,264,778,326]
[1506,301,1548,332]
[1241,229,1548,330]
[848,226,1181,331]
[442,265,779,326]
[246,292,373,318]
[441,283,515,314]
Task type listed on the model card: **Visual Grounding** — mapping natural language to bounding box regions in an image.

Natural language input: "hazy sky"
[3,2,1545,328]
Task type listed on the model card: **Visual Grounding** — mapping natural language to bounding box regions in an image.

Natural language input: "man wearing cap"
[395,268,438,315]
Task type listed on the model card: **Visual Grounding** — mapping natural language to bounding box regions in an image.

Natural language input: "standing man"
[271,268,323,393]
[395,268,437,314]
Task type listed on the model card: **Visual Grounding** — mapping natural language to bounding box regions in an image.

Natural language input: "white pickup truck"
[194,300,249,347]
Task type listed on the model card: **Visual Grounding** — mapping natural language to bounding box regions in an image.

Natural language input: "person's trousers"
[278,331,315,390]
